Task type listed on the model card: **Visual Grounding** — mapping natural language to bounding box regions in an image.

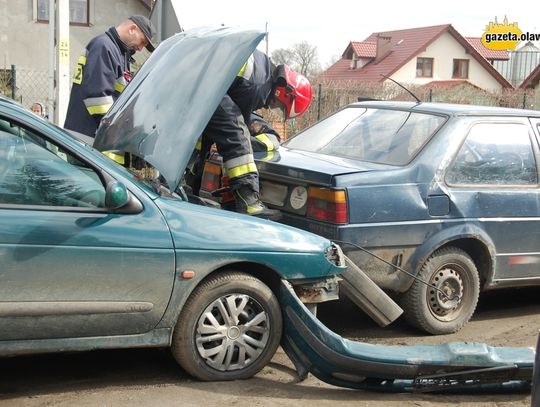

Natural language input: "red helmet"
[272,65,312,120]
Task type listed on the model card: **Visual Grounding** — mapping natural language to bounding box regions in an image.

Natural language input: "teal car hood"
[94,27,265,191]
[157,197,331,252]
[155,198,340,280]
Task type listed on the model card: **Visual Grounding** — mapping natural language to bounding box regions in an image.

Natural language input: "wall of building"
[0,0,149,70]
[390,31,503,90]
[0,0,149,107]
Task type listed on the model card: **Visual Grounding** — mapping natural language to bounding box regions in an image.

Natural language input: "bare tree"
[271,41,321,78]
[324,54,341,69]
[271,48,294,66]
[291,41,320,77]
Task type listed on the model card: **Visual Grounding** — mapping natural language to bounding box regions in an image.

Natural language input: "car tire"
[171,271,282,381]
[401,247,479,335]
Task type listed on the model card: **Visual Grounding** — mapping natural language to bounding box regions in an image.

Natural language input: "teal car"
[1,27,535,392]
[0,28,345,381]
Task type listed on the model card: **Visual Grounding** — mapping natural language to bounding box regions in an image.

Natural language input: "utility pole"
[47,0,55,122]
[265,22,269,57]
[48,0,70,125]
[149,0,183,42]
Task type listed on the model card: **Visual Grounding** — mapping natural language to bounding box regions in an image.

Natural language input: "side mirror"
[105,180,129,210]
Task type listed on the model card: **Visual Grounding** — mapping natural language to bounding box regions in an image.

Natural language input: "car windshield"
[284,107,446,165]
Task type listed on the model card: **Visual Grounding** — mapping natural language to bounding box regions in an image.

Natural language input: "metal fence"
[284,80,540,137]
[1,66,49,114]
[4,66,540,140]
[1,54,151,120]
[493,50,540,88]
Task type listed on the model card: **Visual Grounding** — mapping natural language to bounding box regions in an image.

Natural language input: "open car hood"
[94,27,265,191]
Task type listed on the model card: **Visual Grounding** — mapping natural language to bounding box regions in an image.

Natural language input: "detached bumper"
[278,280,534,393]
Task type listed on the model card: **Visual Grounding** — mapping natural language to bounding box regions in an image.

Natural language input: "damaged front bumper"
[278,280,535,393]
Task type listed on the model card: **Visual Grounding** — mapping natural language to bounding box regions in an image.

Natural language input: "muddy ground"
[0,286,539,406]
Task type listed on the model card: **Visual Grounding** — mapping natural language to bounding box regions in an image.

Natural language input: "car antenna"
[380,74,422,104]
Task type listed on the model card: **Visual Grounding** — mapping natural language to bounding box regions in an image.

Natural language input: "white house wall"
[390,31,503,90]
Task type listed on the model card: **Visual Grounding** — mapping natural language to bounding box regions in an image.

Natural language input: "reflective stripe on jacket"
[224,153,258,180]
[203,50,275,192]
[252,133,280,152]
[64,27,132,137]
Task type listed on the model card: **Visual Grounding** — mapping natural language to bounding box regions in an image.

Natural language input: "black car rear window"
[284,107,446,165]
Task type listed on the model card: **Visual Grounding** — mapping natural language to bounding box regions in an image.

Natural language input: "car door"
[444,118,540,283]
[0,114,175,341]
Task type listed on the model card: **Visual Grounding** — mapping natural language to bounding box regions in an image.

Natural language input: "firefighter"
[184,113,280,206]
[203,50,312,217]
[64,15,155,140]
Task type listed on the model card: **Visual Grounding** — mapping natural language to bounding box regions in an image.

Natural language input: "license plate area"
[260,181,308,215]
[260,181,288,206]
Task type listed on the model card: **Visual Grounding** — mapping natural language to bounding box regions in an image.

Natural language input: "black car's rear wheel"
[402,247,479,335]
[171,271,282,381]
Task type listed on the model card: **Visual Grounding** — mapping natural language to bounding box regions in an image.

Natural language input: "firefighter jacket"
[64,27,133,137]
[203,49,276,192]
[228,50,275,121]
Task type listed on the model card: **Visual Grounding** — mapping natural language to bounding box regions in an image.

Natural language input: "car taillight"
[201,160,222,192]
[307,187,348,224]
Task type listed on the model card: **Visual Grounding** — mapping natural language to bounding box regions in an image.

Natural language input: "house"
[320,24,513,91]
[520,63,540,91]
[465,38,540,88]
[0,0,153,106]
[464,37,509,64]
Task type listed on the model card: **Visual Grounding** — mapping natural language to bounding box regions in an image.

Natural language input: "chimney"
[375,34,392,63]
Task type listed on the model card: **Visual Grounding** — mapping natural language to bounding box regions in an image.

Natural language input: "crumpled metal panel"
[94,27,265,191]
[278,279,534,393]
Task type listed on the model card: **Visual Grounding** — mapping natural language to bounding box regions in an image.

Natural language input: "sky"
[171,0,540,67]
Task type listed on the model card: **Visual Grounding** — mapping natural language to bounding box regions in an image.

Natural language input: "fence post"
[523,91,527,109]
[10,65,16,100]
[317,83,322,121]
[429,88,432,102]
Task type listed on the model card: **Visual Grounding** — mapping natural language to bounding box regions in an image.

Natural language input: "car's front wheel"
[171,271,282,381]
[401,247,480,335]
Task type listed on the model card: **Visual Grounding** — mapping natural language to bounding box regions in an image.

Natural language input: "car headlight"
[325,243,345,267]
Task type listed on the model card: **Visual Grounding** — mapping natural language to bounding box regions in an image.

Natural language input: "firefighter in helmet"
[202,50,312,218]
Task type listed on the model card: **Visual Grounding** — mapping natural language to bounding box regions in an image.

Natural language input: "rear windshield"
[284,107,446,165]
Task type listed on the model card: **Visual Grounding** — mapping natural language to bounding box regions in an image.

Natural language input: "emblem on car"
[290,186,308,209]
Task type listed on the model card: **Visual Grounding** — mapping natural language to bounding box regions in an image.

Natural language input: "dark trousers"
[203,95,258,192]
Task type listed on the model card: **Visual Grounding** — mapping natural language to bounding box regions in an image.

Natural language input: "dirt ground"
[0,286,538,406]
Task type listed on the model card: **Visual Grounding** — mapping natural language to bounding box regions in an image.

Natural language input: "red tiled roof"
[465,37,509,60]
[320,24,513,89]
[520,63,540,89]
[424,80,468,88]
[346,41,377,58]
[423,80,482,90]
[321,24,451,82]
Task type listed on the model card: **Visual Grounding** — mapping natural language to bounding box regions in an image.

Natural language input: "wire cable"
[333,239,461,302]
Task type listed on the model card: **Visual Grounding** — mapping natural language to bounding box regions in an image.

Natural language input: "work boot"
[233,185,281,220]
